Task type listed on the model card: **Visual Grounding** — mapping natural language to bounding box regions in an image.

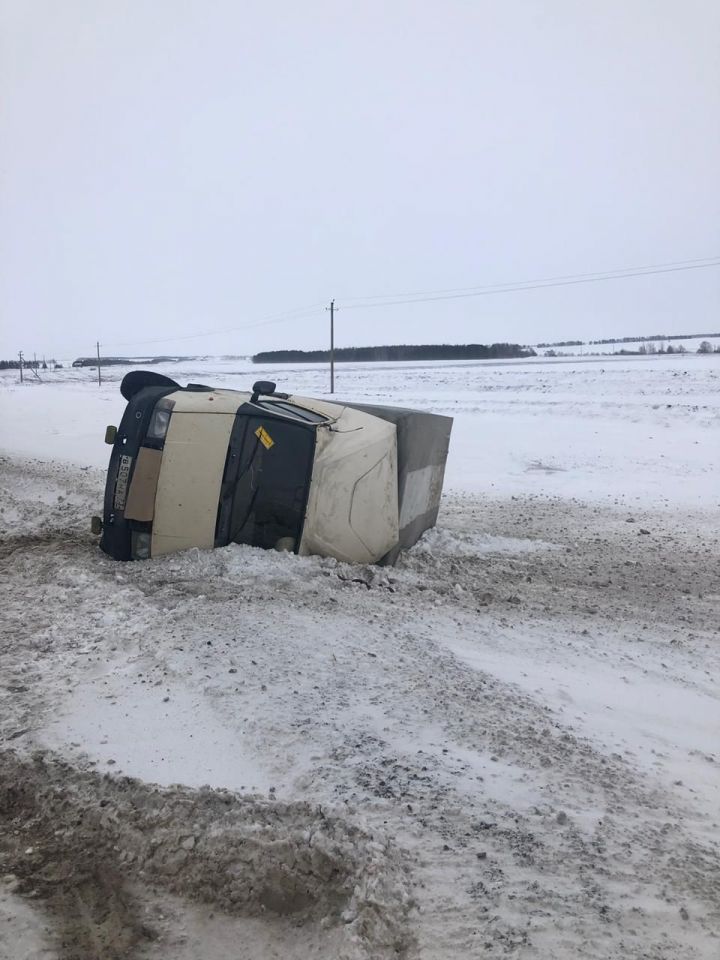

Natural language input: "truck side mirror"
[251,381,277,403]
[105,425,117,445]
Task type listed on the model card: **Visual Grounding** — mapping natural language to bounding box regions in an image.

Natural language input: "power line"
[31,304,326,354]
[338,255,720,303]
[103,301,326,349]
[107,255,720,348]
[20,253,719,356]
[340,257,720,311]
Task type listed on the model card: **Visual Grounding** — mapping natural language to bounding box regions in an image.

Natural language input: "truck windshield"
[253,400,327,423]
[216,414,315,551]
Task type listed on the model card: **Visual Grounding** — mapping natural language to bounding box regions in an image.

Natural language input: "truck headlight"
[131,531,151,559]
[147,397,174,441]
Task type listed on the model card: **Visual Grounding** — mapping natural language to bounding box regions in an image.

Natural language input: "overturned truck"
[96,372,453,564]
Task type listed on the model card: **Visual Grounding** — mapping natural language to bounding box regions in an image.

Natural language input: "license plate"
[114,455,133,510]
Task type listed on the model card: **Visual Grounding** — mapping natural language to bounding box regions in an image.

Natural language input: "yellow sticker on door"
[255,426,275,450]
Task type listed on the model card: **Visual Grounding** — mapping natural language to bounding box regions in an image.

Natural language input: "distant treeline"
[537,332,720,348]
[589,332,720,345]
[72,356,197,367]
[0,359,44,370]
[253,343,536,363]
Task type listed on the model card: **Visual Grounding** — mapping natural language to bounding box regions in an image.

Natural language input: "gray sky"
[1,0,719,358]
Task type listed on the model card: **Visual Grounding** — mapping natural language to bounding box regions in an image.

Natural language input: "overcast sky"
[1,0,719,358]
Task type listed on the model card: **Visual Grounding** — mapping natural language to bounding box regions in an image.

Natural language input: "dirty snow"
[1,354,719,960]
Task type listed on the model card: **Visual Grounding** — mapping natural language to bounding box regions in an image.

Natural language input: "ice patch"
[0,884,57,960]
[42,667,273,794]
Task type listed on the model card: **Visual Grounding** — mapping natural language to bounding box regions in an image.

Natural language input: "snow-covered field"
[1,354,719,959]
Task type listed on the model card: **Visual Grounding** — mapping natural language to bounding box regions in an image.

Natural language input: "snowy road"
[1,355,719,959]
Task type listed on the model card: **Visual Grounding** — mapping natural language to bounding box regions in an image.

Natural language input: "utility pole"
[18,351,23,383]
[326,299,337,394]
[96,341,102,386]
